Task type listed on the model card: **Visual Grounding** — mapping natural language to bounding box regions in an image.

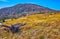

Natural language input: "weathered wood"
[1,23,26,33]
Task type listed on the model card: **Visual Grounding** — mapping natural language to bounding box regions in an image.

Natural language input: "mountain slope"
[0,4,55,19]
[0,13,60,39]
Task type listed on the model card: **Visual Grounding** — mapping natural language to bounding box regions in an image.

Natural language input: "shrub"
[40,35,44,39]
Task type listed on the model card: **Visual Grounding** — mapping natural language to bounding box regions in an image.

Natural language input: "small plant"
[2,17,6,22]
[40,35,44,39]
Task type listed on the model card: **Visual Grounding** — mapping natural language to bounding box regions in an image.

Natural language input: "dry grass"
[0,13,60,39]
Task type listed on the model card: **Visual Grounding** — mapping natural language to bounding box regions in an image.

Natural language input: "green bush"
[2,17,6,22]
[40,35,44,39]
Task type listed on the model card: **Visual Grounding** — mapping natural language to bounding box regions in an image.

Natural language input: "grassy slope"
[0,13,60,39]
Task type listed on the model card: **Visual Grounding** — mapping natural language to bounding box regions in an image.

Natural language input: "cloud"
[0,0,8,2]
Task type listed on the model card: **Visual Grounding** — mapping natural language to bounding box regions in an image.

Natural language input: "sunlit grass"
[0,13,60,39]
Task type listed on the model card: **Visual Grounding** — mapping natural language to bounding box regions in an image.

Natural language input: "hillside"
[0,13,60,39]
[0,4,55,19]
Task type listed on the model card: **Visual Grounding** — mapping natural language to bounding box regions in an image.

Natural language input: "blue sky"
[0,0,60,10]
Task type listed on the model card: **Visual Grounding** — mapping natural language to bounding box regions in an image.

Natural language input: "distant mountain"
[0,4,55,19]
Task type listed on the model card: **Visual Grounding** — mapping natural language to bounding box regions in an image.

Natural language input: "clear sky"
[0,0,60,10]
